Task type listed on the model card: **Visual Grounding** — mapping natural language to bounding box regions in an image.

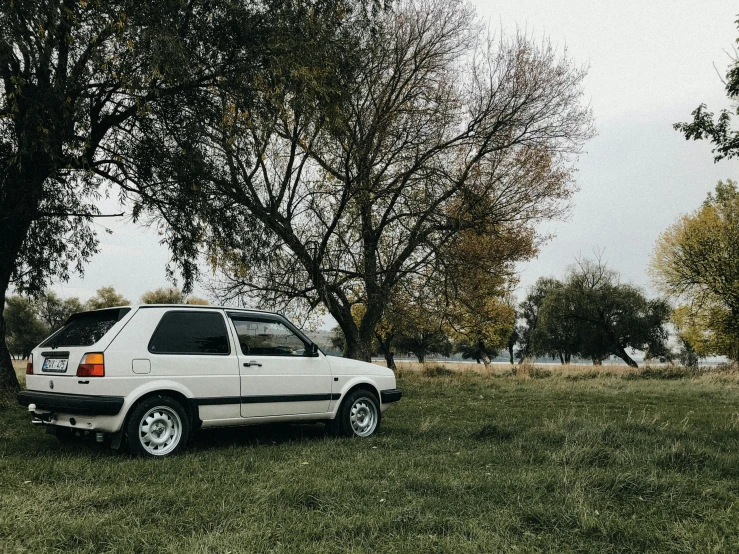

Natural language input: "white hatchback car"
[17,305,401,457]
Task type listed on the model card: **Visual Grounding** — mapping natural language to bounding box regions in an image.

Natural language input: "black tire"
[330,389,381,438]
[126,396,189,458]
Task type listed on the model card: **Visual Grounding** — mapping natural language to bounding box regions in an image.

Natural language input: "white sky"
[49,0,739,323]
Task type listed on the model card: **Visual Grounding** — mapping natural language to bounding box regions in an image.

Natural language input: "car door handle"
[243,361,262,367]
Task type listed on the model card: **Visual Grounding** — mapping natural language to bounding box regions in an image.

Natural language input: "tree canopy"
[0,0,366,394]
[524,260,670,367]
[651,180,739,360]
[4,290,84,359]
[0,0,594,395]
[4,296,48,359]
[674,18,739,161]
[140,287,208,305]
[191,0,593,361]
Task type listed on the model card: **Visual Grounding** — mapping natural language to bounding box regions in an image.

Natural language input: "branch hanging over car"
[145,0,595,361]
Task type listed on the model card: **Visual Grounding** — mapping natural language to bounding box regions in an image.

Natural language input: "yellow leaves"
[651,180,739,301]
[351,303,366,327]
[653,180,739,359]
[447,296,514,350]
[672,302,731,358]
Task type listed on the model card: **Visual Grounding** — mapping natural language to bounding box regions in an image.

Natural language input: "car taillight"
[77,353,105,377]
[26,354,33,375]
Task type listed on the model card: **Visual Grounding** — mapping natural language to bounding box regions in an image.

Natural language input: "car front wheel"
[126,396,189,458]
[331,389,381,438]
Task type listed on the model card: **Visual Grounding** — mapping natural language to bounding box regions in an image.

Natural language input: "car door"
[228,313,333,418]
[146,309,241,420]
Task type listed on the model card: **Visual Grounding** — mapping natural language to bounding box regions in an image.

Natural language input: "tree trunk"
[0,159,50,397]
[343,323,375,363]
[558,352,565,365]
[0,283,20,396]
[508,345,514,365]
[615,346,638,368]
[416,352,425,363]
[375,332,397,371]
[477,340,491,369]
[344,339,373,362]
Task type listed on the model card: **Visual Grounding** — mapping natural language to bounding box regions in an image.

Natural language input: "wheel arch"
[336,380,381,411]
[123,386,202,432]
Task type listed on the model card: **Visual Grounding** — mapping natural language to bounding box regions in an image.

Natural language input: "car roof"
[85,304,279,316]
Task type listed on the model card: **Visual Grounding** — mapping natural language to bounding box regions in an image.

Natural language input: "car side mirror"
[305,343,319,357]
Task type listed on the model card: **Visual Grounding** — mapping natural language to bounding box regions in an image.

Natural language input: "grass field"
[2,364,739,552]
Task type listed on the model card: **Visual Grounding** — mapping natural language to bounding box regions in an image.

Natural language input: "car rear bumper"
[17,390,125,416]
[380,389,402,404]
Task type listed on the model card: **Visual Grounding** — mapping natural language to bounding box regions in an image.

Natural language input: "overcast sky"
[48,0,739,318]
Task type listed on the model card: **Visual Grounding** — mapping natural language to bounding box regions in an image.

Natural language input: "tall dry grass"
[381,360,739,381]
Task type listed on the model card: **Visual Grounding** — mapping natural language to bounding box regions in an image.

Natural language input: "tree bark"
[478,341,491,369]
[375,332,397,371]
[508,345,514,365]
[416,352,425,363]
[0,277,20,396]
[615,346,639,368]
[0,145,52,396]
[0,215,30,396]
[343,322,376,363]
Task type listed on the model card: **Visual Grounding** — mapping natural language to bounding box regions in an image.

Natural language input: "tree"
[674,18,739,161]
[85,287,129,310]
[506,324,519,365]
[651,180,739,360]
[393,319,450,364]
[141,287,208,305]
[35,291,83,330]
[438,227,532,368]
[532,259,670,367]
[4,296,49,359]
[142,287,186,305]
[0,0,368,394]
[531,281,580,364]
[329,326,347,355]
[199,0,592,362]
[517,278,561,362]
[0,0,261,394]
[372,277,448,367]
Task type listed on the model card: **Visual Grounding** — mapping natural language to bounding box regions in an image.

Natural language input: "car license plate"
[42,358,68,373]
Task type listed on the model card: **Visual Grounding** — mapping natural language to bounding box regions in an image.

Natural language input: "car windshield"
[41,308,130,348]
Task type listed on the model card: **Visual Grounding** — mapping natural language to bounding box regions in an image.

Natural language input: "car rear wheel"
[331,389,381,438]
[127,396,189,458]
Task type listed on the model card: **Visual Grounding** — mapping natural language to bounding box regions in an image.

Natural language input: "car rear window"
[41,308,131,347]
[148,311,230,355]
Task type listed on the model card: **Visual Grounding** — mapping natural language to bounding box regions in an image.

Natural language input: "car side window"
[231,318,307,356]
[149,311,230,355]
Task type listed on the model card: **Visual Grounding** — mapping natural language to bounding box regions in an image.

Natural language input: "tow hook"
[32,414,53,425]
[29,405,54,425]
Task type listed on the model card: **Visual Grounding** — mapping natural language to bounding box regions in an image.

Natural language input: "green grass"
[2,370,739,552]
